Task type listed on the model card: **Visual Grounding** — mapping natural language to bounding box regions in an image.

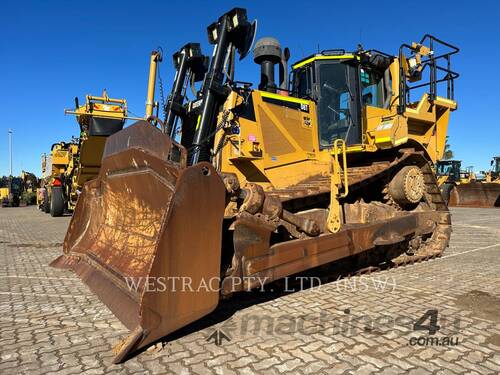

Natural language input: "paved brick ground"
[0,206,499,374]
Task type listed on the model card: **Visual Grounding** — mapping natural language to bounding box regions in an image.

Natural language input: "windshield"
[437,162,459,177]
[495,158,500,174]
[317,63,352,147]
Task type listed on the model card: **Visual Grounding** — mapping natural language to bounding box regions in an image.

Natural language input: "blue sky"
[1,0,498,176]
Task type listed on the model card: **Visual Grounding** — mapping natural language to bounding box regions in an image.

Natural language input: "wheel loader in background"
[437,159,500,207]
[484,156,500,183]
[52,8,460,363]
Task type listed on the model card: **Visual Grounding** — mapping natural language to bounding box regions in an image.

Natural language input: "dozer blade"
[449,182,500,207]
[50,121,226,363]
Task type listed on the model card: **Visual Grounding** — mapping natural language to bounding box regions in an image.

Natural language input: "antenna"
[8,129,13,176]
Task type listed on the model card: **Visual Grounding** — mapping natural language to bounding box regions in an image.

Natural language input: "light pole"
[8,129,13,176]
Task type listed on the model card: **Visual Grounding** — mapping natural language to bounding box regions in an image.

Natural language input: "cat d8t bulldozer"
[51,8,459,363]
[437,159,500,207]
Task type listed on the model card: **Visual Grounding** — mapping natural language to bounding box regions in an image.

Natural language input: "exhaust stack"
[253,37,282,93]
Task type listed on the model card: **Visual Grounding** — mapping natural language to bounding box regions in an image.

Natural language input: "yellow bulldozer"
[52,8,460,363]
[437,159,500,207]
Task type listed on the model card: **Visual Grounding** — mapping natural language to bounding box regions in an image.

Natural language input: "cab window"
[360,68,384,108]
[317,62,352,147]
[292,67,312,99]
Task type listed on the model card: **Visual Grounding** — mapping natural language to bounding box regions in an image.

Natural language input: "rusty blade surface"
[51,122,226,363]
[449,182,500,207]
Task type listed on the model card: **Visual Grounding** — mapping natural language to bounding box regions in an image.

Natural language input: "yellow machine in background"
[53,8,460,362]
[36,153,49,208]
[0,188,7,200]
[436,160,474,185]
[0,176,22,207]
[437,159,500,207]
[0,183,10,205]
[43,92,127,216]
[39,141,78,214]
[1,172,38,207]
[19,171,39,205]
[43,50,162,217]
[61,91,128,213]
[484,156,500,183]
[39,96,126,216]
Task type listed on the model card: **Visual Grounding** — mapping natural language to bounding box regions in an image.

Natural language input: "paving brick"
[0,206,499,374]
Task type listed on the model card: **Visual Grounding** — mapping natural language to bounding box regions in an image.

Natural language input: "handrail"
[327,139,348,233]
[397,34,459,114]
[333,139,349,198]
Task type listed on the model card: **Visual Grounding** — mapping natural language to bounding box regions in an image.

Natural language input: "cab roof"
[291,50,358,70]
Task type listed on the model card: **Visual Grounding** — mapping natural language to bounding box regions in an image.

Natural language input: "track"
[338,158,452,275]
[265,150,453,278]
[391,161,451,266]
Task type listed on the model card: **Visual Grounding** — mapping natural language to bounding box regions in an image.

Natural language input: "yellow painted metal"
[68,92,128,208]
[292,54,358,69]
[327,140,348,233]
[212,36,456,232]
[145,51,162,118]
[0,188,8,200]
[216,90,327,190]
[66,90,128,123]
[260,91,311,105]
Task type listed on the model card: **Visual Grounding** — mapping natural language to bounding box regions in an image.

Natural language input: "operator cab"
[436,160,461,182]
[290,50,392,148]
[492,157,500,176]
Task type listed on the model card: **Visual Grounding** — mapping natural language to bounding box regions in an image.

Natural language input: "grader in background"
[52,8,459,362]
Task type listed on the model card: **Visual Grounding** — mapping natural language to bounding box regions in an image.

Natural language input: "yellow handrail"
[333,139,348,198]
[327,139,349,233]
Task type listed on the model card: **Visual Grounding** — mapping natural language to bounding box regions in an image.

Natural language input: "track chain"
[350,160,451,275]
